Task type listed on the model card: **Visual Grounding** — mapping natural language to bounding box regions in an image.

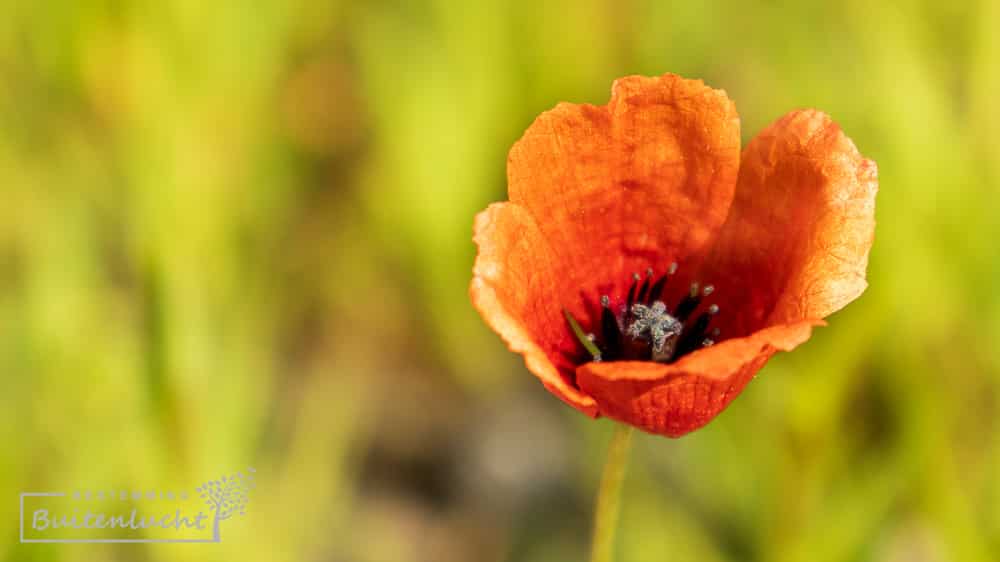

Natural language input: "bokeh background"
[3,1,1000,561]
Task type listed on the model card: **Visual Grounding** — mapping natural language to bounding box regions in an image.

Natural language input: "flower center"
[627,300,682,362]
[565,263,721,364]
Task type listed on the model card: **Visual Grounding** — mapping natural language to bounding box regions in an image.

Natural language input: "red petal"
[576,319,822,437]
[470,203,598,416]
[700,109,878,337]
[506,73,741,297]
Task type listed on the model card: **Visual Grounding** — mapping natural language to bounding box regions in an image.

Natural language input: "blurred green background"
[3,1,999,561]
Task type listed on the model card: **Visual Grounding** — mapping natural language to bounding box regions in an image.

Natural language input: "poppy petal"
[576,318,822,437]
[471,202,599,416]
[506,73,741,295]
[701,109,878,337]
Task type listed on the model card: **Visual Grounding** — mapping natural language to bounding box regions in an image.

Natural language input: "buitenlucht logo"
[19,467,255,543]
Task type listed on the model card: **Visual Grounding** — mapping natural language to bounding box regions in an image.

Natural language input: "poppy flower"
[471,73,877,437]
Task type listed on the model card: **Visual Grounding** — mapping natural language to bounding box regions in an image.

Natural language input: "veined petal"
[471,202,599,416]
[576,319,822,436]
[507,73,741,298]
[700,110,878,337]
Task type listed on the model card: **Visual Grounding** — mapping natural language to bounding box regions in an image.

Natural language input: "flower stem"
[589,423,634,562]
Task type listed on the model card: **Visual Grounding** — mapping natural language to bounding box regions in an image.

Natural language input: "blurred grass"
[2,1,999,561]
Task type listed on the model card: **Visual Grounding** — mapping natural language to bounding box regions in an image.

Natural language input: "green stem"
[589,423,634,562]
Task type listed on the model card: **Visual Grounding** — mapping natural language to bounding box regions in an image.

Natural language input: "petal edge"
[576,319,822,436]
[471,203,599,416]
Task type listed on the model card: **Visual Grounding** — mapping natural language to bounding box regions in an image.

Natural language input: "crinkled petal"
[506,73,741,298]
[700,109,878,337]
[470,202,598,416]
[576,319,822,436]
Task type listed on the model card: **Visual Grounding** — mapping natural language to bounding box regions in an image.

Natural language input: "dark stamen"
[675,310,713,357]
[600,295,623,360]
[626,273,640,311]
[648,276,668,303]
[647,262,677,303]
[637,268,653,304]
[674,283,702,321]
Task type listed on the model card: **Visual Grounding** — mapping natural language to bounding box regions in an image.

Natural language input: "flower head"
[471,73,877,437]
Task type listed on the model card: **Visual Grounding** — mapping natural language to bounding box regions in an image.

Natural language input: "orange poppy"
[471,73,877,437]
